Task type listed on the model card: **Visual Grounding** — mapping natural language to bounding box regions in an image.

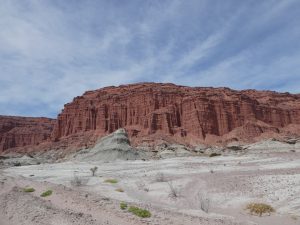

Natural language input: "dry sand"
[1,150,300,225]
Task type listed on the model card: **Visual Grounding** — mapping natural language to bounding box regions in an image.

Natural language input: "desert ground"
[1,148,300,225]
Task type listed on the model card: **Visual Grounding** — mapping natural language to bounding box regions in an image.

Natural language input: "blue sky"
[0,0,300,118]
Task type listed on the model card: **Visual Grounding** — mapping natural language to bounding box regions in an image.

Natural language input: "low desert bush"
[120,202,128,210]
[90,166,98,176]
[70,174,89,187]
[23,187,35,192]
[104,179,118,184]
[209,153,221,157]
[246,203,275,216]
[128,206,151,218]
[40,190,53,197]
[197,193,210,213]
[155,172,167,182]
[115,188,124,192]
[167,181,180,198]
[291,215,298,220]
[137,181,149,192]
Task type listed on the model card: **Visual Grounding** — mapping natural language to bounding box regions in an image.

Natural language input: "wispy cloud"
[0,0,299,117]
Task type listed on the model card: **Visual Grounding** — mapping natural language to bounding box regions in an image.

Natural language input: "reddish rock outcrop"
[51,83,300,147]
[1,83,300,154]
[0,116,55,153]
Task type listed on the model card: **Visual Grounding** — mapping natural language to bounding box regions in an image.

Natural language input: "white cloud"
[0,0,299,117]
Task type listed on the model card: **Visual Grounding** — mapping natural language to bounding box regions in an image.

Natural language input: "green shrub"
[120,202,128,210]
[128,206,151,218]
[23,187,35,192]
[104,179,118,184]
[246,203,275,216]
[40,190,53,197]
[209,153,221,157]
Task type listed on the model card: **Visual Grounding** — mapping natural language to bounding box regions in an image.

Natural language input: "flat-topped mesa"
[0,116,56,152]
[51,82,300,146]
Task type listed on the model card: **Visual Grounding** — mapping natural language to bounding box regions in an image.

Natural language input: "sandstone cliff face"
[0,116,55,153]
[51,83,300,146]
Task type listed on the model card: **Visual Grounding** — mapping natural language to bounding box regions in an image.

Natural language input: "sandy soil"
[1,151,300,225]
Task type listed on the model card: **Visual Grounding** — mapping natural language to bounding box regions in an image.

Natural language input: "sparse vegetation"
[115,188,124,192]
[209,153,221,157]
[102,197,110,201]
[90,166,98,176]
[40,190,53,197]
[167,181,180,198]
[197,192,210,213]
[246,203,275,216]
[155,172,167,182]
[291,215,298,220]
[128,206,151,218]
[143,187,149,192]
[104,179,118,184]
[23,187,35,192]
[70,174,89,187]
[120,202,128,210]
[137,181,149,192]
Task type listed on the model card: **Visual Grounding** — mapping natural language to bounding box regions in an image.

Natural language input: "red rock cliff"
[0,116,56,152]
[51,83,300,146]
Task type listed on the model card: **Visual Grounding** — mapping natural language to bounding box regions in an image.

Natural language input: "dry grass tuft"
[115,188,124,192]
[291,215,298,220]
[104,179,118,184]
[23,187,35,192]
[246,203,275,216]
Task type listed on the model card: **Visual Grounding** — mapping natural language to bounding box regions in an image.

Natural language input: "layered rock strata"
[0,116,55,152]
[51,83,300,146]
